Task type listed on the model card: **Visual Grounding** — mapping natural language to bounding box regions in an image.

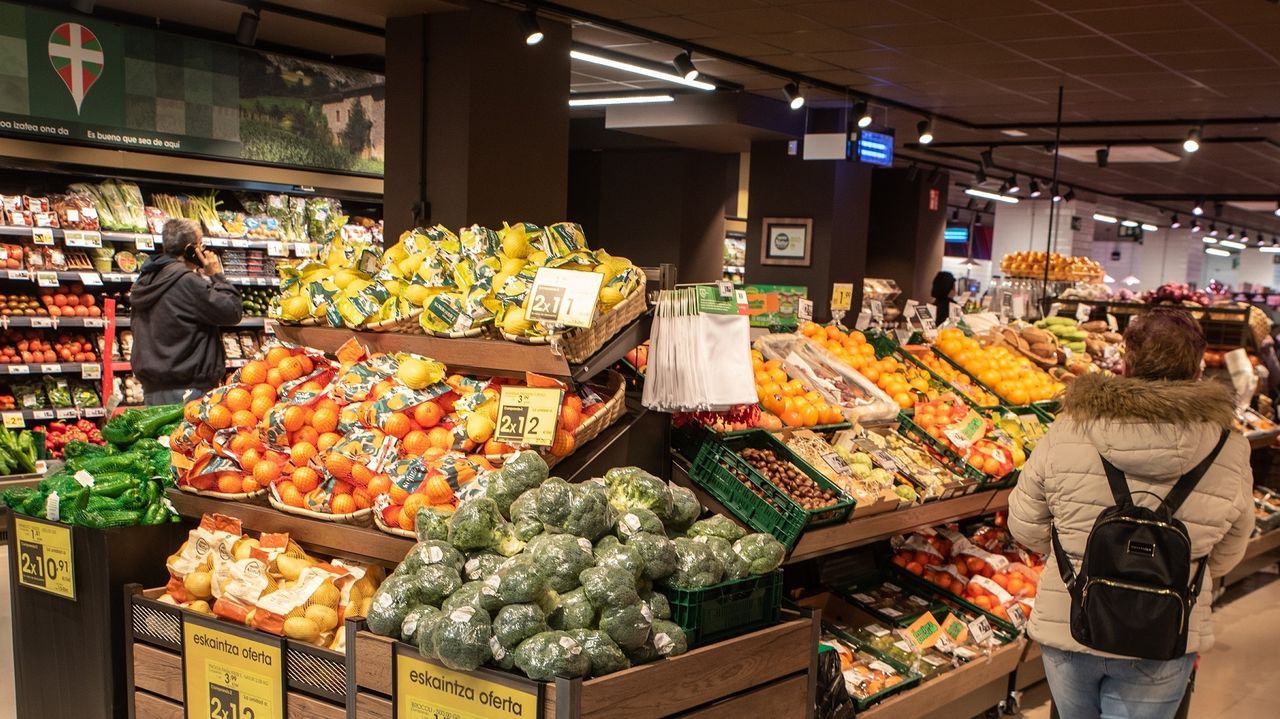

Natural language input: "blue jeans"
[1043,646,1195,719]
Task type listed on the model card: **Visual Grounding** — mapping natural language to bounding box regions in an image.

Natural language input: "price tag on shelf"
[1008,603,1028,628]
[7,365,29,374]
[293,242,314,257]
[184,613,285,719]
[915,305,936,331]
[266,241,286,257]
[81,364,101,380]
[967,615,995,645]
[231,238,250,248]
[79,272,103,286]
[82,407,104,418]
[135,235,156,252]
[31,409,53,420]
[821,451,852,475]
[63,230,101,248]
[30,317,52,328]
[1075,302,1092,322]
[831,282,854,311]
[2,411,23,428]
[869,299,885,323]
[495,386,562,447]
[39,364,59,373]
[7,269,29,280]
[395,644,540,719]
[31,227,54,246]
[525,267,604,328]
[35,271,58,288]
[14,517,76,600]
[82,318,105,328]
[854,309,872,331]
[717,280,734,299]
[55,408,78,419]
[903,611,943,651]
[797,297,814,322]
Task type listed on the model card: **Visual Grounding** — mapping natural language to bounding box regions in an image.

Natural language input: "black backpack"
[1050,430,1229,660]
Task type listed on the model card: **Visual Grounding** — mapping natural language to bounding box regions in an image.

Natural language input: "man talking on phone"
[131,218,242,405]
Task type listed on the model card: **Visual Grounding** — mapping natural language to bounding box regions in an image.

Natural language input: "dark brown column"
[866,167,951,301]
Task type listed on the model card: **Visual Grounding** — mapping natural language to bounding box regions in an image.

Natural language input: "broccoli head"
[639,589,671,620]
[604,467,674,521]
[366,571,430,636]
[598,602,653,650]
[579,565,640,610]
[486,452,549,517]
[615,507,665,541]
[448,497,506,551]
[417,564,464,607]
[628,532,678,581]
[429,605,493,671]
[665,485,701,534]
[530,533,596,593]
[595,541,645,580]
[563,483,615,541]
[696,536,750,581]
[546,587,597,631]
[492,603,550,653]
[568,629,631,677]
[441,581,487,614]
[481,554,546,606]
[535,476,573,530]
[415,506,452,541]
[513,631,590,681]
[402,539,464,575]
[504,450,550,489]
[509,487,540,523]
[400,605,442,646]
[513,519,544,542]
[733,533,786,575]
[463,551,505,582]
[492,522,526,557]
[685,514,747,543]
[650,619,689,657]
[668,537,725,589]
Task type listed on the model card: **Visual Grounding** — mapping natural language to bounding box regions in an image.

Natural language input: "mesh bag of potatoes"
[249,549,384,650]
[210,532,292,624]
[160,513,244,613]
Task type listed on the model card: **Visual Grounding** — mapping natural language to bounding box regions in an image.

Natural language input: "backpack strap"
[1162,430,1230,515]
[1049,524,1076,589]
[1188,557,1209,605]
[1098,455,1134,506]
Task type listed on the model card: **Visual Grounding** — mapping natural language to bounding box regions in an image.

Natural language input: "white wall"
[1198,246,1280,290]
[1089,227,1200,291]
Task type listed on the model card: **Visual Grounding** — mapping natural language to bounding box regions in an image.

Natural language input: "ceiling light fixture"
[783,82,805,109]
[519,10,544,45]
[1192,199,1204,216]
[1191,219,1201,233]
[981,148,995,167]
[951,208,960,222]
[917,119,935,145]
[1028,178,1042,198]
[998,179,1011,194]
[1006,173,1021,194]
[1170,214,1182,229]
[1052,185,1063,203]
[1209,223,1219,237]
[1063,188,1075,202]
[1093,213,1118,224]
[1242,230,1250,244]
[965,187,1018,204]
[236,6,260,46]
[570,48,716,90]
[854,100,873,128]
[1227,227,1236,239]
[1202,236,1218,244]
[1206,247,1231,257]
[672,51,698,81]
[1096,147,1109,168]
[1183,127,1201,153]
[568,93,675,107]
[1121,220,1139,228]
[1219,239,1246,249]
[1261,243,1280,254]
[1141,223,1159,232]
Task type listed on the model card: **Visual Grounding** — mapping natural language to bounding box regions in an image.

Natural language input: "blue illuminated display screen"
[945,227,969,243]
[857,130,894,167]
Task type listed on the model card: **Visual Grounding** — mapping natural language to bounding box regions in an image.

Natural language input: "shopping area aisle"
[1019,574,1280,719]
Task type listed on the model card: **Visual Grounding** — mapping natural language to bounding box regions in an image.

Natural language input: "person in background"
[930,271,957,324]
[1008,309,1253,719]
[130,218,242,405]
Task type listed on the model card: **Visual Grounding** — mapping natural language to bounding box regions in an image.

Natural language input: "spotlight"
[1170,214,1181,229]
[854,100,873,128]
[1228,227,1236,239]
[981,148,995,167]
[784,82,805,110]
[1051,184,1063,203]
[70,0,94,12]
[975,165,987,184]
[1192,200,1204,216]
[519,10,544,45]
[998,179,1011,194]
[966,188,1018,204]
[917,119,934,145]
[1183,127,1201,153]
[1006,173,1021,194]
[1242,230,1251,244]
[1209,223,1219,237]
[1203,236,1218,245]
[1274,202,1280,217]
[672,51,698,81]
[1028,178,1042,198]
[236,7,260,46]
[1191,219,1201,233]
[1064,188,1075,202]
[1096,147,1109,168]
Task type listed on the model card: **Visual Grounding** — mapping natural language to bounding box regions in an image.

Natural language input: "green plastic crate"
[894,412,992,485]
[661,570,783,647]
[886,565,1023,638]
[689,430,855,549]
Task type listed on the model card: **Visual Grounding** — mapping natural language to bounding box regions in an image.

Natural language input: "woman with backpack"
[1009,309,1255,719]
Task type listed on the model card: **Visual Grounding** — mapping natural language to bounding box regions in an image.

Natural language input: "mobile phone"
[184,244,202,264]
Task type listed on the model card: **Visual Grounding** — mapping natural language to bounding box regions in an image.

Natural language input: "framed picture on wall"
[761,217,813,266]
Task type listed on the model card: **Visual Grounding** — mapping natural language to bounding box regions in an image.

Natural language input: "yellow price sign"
[14,516,76,600]
[831,283,854,311]
[395,644,543,719]
[184,613,284,719]
[2,411,24,428]
[904,611,943,651]
[494,387,562,447]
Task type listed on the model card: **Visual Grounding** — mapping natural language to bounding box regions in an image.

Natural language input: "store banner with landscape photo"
[0,1,384,175]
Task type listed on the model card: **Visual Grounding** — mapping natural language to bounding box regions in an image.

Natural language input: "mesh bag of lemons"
[158,512,385,652]
[271,221,644,336]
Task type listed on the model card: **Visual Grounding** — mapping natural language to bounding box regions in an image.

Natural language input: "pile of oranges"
[799,321,936,409]
[907,347,1000,407]
[892,532,1040,623]
[933,328,1063,405]
[752,350,844,428]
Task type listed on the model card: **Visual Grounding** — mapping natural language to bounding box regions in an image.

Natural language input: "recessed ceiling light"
[855,100,873,128]
[1192,199,1204,216]
[1001,129,1028,137]
[1184,127,1201,153]
[1206,247,1231,257]
[1209,223,1219,237]
[965,188,1018,204]
[568,94,675,107]
[1203,236,1217,244]
[1121,220,1139,228]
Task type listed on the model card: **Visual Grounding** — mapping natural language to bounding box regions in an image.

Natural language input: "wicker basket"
[373,509,416,538]
[268,494,374,526]
[177,484,270,504]
[364,311,424,334]
[501,288,647,363]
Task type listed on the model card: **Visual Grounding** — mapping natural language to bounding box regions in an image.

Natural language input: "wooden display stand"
[6,513,188,719]
[347,611,817,719]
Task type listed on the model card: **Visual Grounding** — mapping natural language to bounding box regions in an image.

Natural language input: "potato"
[306,605,339,632]
[359,597,372,617]
[283,617,321,642]
[311,579,340,609]
[286,606,305,620]
[276,555,310,582]
[183,571,213,599]
[188,600,212,615]
[233,538,260,561]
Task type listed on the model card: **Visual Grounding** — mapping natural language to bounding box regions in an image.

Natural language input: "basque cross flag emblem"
[48,22,105,115]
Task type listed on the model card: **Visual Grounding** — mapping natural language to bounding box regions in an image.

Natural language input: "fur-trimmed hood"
[1061,372,1236,429]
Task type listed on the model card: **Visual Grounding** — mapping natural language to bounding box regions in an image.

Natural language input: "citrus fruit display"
[752,350,845,428]
[932,327,1065,404]
[798,322,946,410]
[902,345,1001,407]
[892,527,1042,624]
[911,394,1018,479]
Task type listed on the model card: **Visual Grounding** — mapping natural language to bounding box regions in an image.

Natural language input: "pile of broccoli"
[365,455,786,681]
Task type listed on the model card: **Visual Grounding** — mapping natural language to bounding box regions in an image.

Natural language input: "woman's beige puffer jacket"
[1008,373,1254,655]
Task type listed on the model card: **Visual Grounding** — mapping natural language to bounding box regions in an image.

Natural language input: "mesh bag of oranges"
[909,394,1018,480]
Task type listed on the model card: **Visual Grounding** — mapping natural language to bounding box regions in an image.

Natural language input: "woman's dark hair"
[1123,309,1206,381]
[930,271,955,299]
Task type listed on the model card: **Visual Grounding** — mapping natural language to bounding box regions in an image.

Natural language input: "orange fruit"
[367,474,392,496]
[290,441,317,467]
[483,439,515,456]
[317,432,342,451]
[382,505,403,529]
[282,405,306,432]
[292,466,320,493]
[253,460,281,484]
[278,356,304,382]
[229,433,253,454]
[266,368,284,388]
[559,404,581,433]
[196,423,216,443]
[241,361,268,386]
[413,401,444,428]
[239,447,262,472]
[298,355,315,375]
[350,463,374,487]
[241,476,262,493]
[402,493,427,520]
[229,409,256,428]
[353,487,374,510]
[311,407,339,434]
[266,347,291,368]
[382,412,411,439]
[184,400,202,424]
[389,484,409,504]
[250,396,274,420]
[550,430,575,458]
[293,426,319,447]
[325,453,353,480]
[427,426,453,450]
[330,493,356,515]
[332,479,354,497]
[216,473,244,493]
[252,383,277,401]
[398,504,417,530]
[225,387,253,412]
[206,405,232,430]
[299,380,326,395]
[279,483,305,508]
[402,430,431,456]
